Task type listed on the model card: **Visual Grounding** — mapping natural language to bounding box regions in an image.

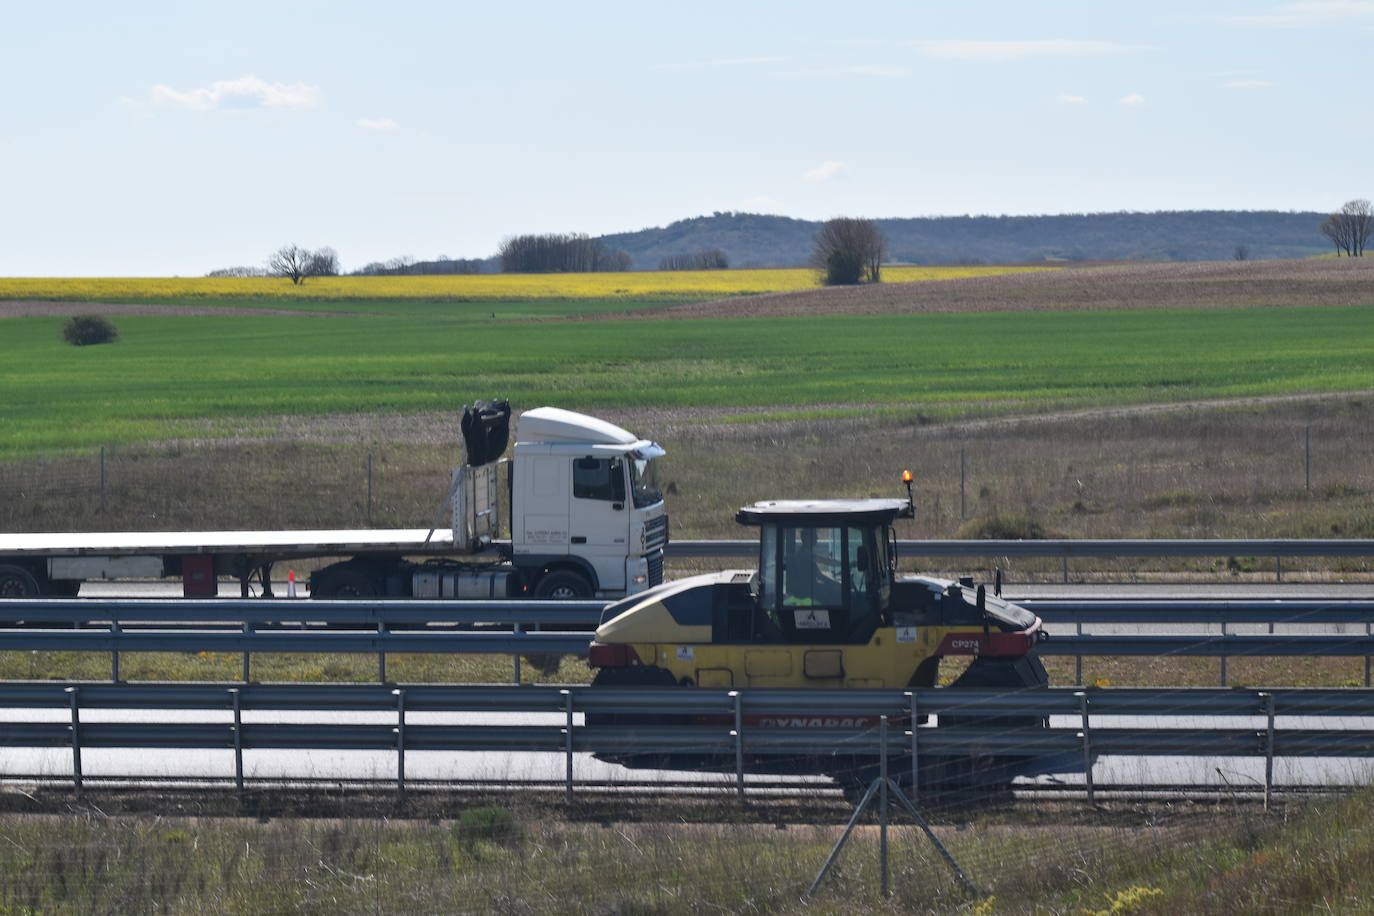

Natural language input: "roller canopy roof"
[736,498,913,527]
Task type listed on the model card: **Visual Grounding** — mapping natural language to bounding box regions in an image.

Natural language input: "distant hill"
[596,210,1332,269]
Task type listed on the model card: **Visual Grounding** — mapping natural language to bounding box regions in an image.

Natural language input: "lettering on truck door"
[521,456,571,550]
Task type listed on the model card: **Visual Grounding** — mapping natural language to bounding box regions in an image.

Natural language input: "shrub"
[956,513,1049,540]
[62,314,119,346]
[452,806,521,848]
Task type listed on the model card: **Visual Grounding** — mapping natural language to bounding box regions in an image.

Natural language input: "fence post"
[513,623,523,684]
[230,687,244,794]
[99,446,106,513]
[367,454,374,526]
[562,688,575,802]
[1305,424,1311,492]
[393,688,406,802]
[66,686,82,794]
[959,448,966,520]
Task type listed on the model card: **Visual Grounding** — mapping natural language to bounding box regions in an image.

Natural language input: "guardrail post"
[1366,623,1371,688]
[241,622,251,683]
[1275,555,1282,583]
[907,691,919,802]
[730,690,744,799]
[393,688,406,802]
[1075,622,1083,686]
[1220,622,1228,687]
[513,623,522,684]
[561,688,575,802]
[879,715,890,898]
[1261,691,1275,811]
[377,621,387,684]
[110,619,120,683]
[1077,690,1093,805]
[229,687,244,794]
[66,686,82,794]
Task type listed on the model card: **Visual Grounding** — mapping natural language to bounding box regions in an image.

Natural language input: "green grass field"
[5,303,1374,458]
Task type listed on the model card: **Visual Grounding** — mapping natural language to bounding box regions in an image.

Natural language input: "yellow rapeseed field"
[0,266,1052,302]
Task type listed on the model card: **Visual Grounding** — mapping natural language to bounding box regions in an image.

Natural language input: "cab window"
[572,457,625,501]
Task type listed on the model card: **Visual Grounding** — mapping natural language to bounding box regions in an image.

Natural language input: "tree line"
[498,233,631,273]
[658,248,729,270]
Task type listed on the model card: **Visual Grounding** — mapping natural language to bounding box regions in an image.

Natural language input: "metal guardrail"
[671,538,1374,560]
[4,683,1374,802]
[8,598,1374,628]
[0,598,604,627]
[671,537,1374,583]
[7,596,1374,688]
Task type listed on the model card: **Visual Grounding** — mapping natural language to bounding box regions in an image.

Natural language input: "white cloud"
[845,65,909,77]
[1118,93,1147,106]
[356,118,399,131]
[1224,79,1276,88]
[1226,1,1374,24]
[803,161,848,182]
[1057,92,1088,104]
[905,40,1149,61]
[150,75,320,111]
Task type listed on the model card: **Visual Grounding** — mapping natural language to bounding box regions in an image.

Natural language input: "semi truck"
[0,404,669,601]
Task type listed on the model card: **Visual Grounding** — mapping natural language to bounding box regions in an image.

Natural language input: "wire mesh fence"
[0,442,455,533]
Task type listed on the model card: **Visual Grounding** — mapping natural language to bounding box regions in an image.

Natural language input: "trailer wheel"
[534,570,592,599]
[310,564,380,599]
[0,564,43,598]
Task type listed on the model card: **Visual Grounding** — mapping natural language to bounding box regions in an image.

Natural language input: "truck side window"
[573,457,626,501]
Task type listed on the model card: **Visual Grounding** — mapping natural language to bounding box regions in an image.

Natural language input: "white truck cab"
[509,407,668,598]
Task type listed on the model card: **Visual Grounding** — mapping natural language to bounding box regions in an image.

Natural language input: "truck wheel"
[310,565,379,599]
[534,570,592,599]
[0,564,43,598]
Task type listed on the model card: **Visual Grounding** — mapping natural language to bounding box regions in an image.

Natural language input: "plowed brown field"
[632,257,1374,320]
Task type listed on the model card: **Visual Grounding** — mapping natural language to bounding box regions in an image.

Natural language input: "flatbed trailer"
[0,405,670,601]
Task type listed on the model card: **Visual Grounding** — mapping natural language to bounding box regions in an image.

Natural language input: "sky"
[0,0,1369,276]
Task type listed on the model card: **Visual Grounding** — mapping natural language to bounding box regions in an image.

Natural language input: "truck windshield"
[629,458,663,508]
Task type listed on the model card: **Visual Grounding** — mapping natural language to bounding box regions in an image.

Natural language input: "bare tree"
[1320,216,1347,256]
[1233,244,1249,261]
[268,244,339,284]
[1343,199,1373,256]
[269,244,313,284]
[1319,200,1373,257]
[810,217,886,285]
